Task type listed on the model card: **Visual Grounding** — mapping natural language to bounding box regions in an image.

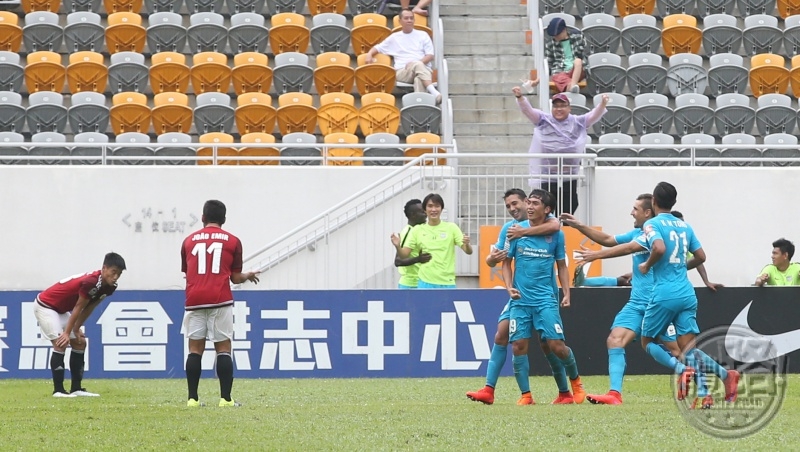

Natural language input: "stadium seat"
[626,52,666,95]
[763,133,800,166]
[194,92,235,134]
[147,12,187,53]
[276,92,317,134]
[67,51,107,94]
[155,132,195,165]
[273,51,314,93]
[359,92,400,135]
[113,132,154,165]
[0,91,26,133]
[29,132,69,165]
[110,91,151,133]
[702,14,742,56]
[582,13,621,54]
[70,0,102,11]
[187,12,227,53]
[150,52,190,94]
[662,14,702,57]
[564,92,590,115]
[790,54,800,97]
[707,53,747,96]
[68,91,109,133]
[750,53,789,97]
[591,92,631,135]
[109,55,149,98]
[268,0,306,13]
[657,0,694,15]
[720,133,759,166]
[152,92,192,134]
[198,132,237,165]
[311,12,350,54]
[673,93,714,134]
[615,0,655,16]
[23,11,63,52]
[191,51,231,94]
[638,132,679,166]
[64,11,104,53]
[632,93,672,135]
[145,0,183,13]
[756,93,796,135]
[696,0,735,13]
[400,92,441,135]
[620,14,660,55]
[779,0,800,17]
[575,0,615,13]
[22,0,61,13]
[323,132,361,165]
[737,0,776,15]
[541,13,574,29]
[679,133,720,166]
[351,13,390,55]
[355,53,396,94]
[666,53,707,97]
[317,92,358,134]
[314,52,354,94]
[308,0,347,14]
[0,52,24,92]
[587,53,626,94]
[231,52,272,94]
[104,0,143,12]
[227,0,266,13]
[240,132,279,165]
[106,12,146,54]
[363,132,402,165]
[236,92,276,134]
[186,0,225,13]
[281,132,320,165]
[742,15,782,56]
[596,133,637,166]
[784,15,800,56]
[405,132,444,165]
[713,92,755,135]
[540,0,575,14]
[25,51,65,94]
[0,12,22,52]
[229,12,269,54]
[270,12,310,55]
[71,132,108,165]
[391,13,432,38]
[348,0,381,14]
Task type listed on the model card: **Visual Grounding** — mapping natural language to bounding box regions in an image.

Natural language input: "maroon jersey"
[181,226,243,310]
[38,270,117,314]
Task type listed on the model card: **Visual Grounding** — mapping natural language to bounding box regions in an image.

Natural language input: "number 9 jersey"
[181,226,244,310]
[636,212,701,302]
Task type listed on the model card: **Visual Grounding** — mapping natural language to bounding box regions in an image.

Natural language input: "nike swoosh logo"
[726,300,800,363]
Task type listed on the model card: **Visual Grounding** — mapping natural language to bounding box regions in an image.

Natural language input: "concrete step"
[442,16,529,32]
[449,82,531,95]
[443,30,527,46]
[445,43,530,56]
[447,55,534,72]
[441,3,527,15]
[452,109,530,124]
[454,135,533,152]
[454,122,529,136]
[441,0,526,7]
[453,95,540,111]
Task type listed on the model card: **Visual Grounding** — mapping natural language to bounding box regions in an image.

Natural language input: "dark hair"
[636,193,653,214]
[103,252,127,270]
[403,199,422,218]
[203,199,227,225]
[503,188,527,201]
[773,238,795,260]
[399,8,415,17]
[670,210,684,220]
[653,181,677,210]
[422,193,444,210]
[528,188,556,213]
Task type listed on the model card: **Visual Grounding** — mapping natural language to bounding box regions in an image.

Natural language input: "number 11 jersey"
[181,226,244,310]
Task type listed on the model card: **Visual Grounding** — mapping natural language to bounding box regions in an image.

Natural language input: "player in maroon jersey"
[181,200,260,407]
[33,252,126,397]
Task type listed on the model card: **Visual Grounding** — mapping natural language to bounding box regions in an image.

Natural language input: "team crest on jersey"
[545,236,553,243]
[439,233,447,239]
[88,287,98,297]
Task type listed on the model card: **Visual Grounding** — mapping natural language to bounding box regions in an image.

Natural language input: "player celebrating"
[181,200,260,407]
[502,189,586,405]
[466,188,574,405]
[33,252,127,397]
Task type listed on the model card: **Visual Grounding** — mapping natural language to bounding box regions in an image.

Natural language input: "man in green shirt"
[755,238,800,286]
[390,199,431,289]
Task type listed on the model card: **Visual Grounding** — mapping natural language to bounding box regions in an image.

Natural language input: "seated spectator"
[365,8,442,104]
[539,17,587,94]
[755,238,800,286]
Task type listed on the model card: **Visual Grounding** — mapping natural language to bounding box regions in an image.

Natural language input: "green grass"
[1,375,798,450]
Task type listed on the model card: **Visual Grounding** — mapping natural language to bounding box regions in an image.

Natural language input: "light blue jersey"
[507,223,566,307]
[636,213,702,301]
[614,228,653,303]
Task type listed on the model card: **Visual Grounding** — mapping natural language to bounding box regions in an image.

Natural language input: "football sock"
[558,348,580,380]
[186,353,202,401]
[582,276,619,287]
[608,347,626,393]
[217,353,234,402]
[69,350,85,392]
[512,355,531,394]
[692,349,728,381]
[485,344,507,388]
[545,352,569,393]
[658,343,676,357]
[51,351,66,393]
[685,350,709,397]
[646,342,684,373]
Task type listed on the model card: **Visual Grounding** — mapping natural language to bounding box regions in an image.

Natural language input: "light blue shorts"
[613,300,677,343]
[641,296,699,339]
[497,300,511,323]
[417,280,456,289]
[509,304,565,342]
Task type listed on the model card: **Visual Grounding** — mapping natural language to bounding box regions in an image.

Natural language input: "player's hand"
[638,262,649,274]
[573,245,597,264]
[561,296,571,308]
[247,271,260,284]
[506,224,525,240]
[417,252,432,264]
[559,213,580,227]
[72,330,86,348]
[390,233,401,248]
[489,245,507,263]
[55,331,71,349]
[507,288,521,300]
[462,235,471,246]
[512,86,522,97]
[705,281,724,292]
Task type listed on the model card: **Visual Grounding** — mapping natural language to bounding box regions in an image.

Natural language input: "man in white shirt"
[365,9,442,103]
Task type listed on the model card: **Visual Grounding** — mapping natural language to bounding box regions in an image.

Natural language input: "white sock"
[426,85,440,96]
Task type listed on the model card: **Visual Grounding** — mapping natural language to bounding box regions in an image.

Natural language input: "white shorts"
[33,299,77,341]
[183,305,233,342]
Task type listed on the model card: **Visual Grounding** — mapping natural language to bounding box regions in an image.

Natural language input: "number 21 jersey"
[181,226,244,310]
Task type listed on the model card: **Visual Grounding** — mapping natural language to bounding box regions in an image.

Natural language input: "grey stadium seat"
[737,0,776,15]
[187,12,227,53]
[186,0,225,13]
[784,15,800,56]
[23,11,64,53]
[586,52,626,95]
[108,51,149,93]
[147,12,187,53]
[713,93,755,135]
[0,131,27,165]
[666,53,707,97]
[620,14,661,56]
[564,92,589,115]
[575,0,615,14]
[227,0,266,13]
[64,12,104,53]
[539,0,574,15]
[311,13,350,54]
[27,91,68,134]
[0,52,24,93]
[626,52,666,95]
[400,92,441,135]
[273,52,314,94]
[113,132,154,165]
[673,93,714,135]
[68,91,109,134]
[194,92,235,134]
[679,133,721,166]
[720,133,759,166]
[71,131,108,165]
[639,133,679,166]
[596,133,637,166]
[657,0,694,15]
[281,132,320,165]
[30,132,70,165]
[0,91,26,132]
[702,14,742,56]
[696,0,735,14]
[228,13,269,54]
[69,0,103,12]
[582,13,620,54]
[763,133,800,167]
[145,0,184,12]
[364,132,402,166]
[592,92,631,135]
[756,93,796,136]
[742,14,782,56]
[348,0,381,14]
[267,0,306,13]
[155,132,195,165]
[632,93,673,135]
[707,53,747,97]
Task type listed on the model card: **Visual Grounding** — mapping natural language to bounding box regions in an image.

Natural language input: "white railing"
[527,0,548,111]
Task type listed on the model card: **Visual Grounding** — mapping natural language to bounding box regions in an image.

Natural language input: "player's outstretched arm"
[559,213,616,247]
[556,259,570,307]
[57,296,91,348]
[506,216,561,240]
[686,247,706,270]
[485,245,507,268]
[575,240,644,264]
[639,239,665,274]
[231,271,260,285]
[501,257,520,299]
[695,263,724,291]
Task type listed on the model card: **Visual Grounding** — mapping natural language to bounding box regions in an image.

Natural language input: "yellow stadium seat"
[351,13,391,55]
[106,12,146,54]
[405,132,444,165]
[750,53,790,97]
[391,12,433,38]
[323,132,361,165]
[150,52,190,94]
[269,13,310,54]
[240,132,279,165]
[235,92,276,135]
[104,0,143,12]
[661,14,702,57]
[778,0,800,17]
[110,91,150,134]
[317,92,358,134]
[615,0,655,16]
[231,52,272,94]
[22,0,60,12]
[0,12,22,52]
[355,53,396,94]
[198,132,237,165]
[190,51,231,94]
[277,92,317,135]
[152,92,192,134]
[308,0,347,14]
[66,51,107,94]
[790,55,800,97]
[313,52,355,94]
[358,92,399,135]
[25,51,65,93]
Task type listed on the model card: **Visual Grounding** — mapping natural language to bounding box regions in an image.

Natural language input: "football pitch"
[1,375,798,450]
